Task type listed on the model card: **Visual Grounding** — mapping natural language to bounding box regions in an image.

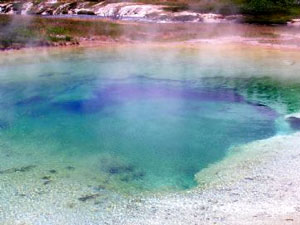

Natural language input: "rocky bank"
[0,0,243,23]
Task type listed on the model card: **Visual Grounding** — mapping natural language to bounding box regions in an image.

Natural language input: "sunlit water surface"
[0,45,300,192]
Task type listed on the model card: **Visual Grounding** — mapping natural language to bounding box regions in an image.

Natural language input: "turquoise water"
[0,45,299,191]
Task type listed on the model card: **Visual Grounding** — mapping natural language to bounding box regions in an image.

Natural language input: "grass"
[0,15,124,49]
[0,12,299,50]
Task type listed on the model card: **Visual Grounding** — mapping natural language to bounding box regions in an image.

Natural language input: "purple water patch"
[52,82,278,122]
[97,84,246,103]
[246,101,279,120]
[286,116,300,130]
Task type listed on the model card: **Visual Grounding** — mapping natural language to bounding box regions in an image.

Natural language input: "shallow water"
[0,44,300,192]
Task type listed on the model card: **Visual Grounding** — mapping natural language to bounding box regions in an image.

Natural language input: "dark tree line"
[241,0,299,14]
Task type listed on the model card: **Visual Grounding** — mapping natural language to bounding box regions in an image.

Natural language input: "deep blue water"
[0,46,297,191]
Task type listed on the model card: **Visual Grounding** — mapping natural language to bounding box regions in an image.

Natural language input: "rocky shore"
[0,0,243,23]
[1,130,300,225]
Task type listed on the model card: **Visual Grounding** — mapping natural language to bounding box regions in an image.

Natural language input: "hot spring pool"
[0,44,300,192]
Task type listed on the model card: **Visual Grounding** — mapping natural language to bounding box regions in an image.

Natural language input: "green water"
[0,45,299,191]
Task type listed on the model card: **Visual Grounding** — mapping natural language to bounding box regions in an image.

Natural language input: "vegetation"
[204,76,300,113]
[1,11,296,50]
[241,77,300,113]
[131,0,300,23]
[0,0,299,50]
[238,0,300,24]
[1,0,299,24]
[0,15,123,49]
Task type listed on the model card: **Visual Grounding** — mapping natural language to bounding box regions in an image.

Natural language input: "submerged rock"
[78,194,100,202]
[49,169,57,174]
[285,113,300,130]
[98,154,145,183]
[0,165,36,174]
[66,166,75,170]
[108,164,134,175]
[42,176,51,180]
